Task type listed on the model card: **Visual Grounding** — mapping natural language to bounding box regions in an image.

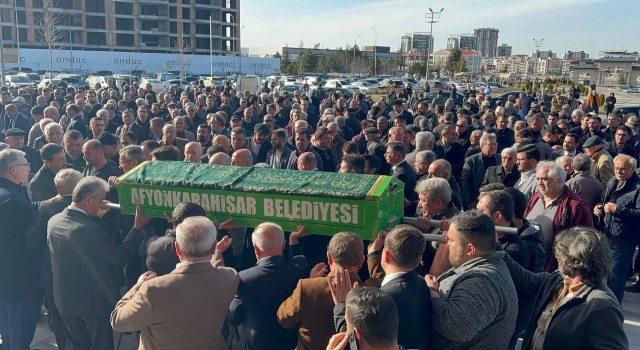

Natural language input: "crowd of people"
[0,76,636,350]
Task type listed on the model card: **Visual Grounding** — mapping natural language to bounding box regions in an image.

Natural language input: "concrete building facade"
[497,43,512,57]
[0,0,241,56]
[401,32,434,56]
[473,27,499,58]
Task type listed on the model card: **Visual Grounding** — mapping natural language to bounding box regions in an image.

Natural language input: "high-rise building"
[565,51,590,59]
[400,32,434,55]
[497,44,512,57]
[447,34,478,51]
[533,50,556,59]
[2,0,241,55]
[474,28,499,58]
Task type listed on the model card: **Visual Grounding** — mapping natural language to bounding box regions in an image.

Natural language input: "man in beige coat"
[111,216,239,350]
[583,136,614,196]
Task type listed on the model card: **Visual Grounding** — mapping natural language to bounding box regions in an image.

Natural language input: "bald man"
[231,149,254,167]
[297,152,317,171]
[184,142,203,164]
[229,223,315,350]
[209,152,231,166]
[213,135,231,155]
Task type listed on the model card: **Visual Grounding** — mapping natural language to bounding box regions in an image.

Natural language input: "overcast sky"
[239,0,637,57]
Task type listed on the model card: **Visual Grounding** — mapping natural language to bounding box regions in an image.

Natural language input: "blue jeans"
[608,238,636,302]
[0,296,42,350]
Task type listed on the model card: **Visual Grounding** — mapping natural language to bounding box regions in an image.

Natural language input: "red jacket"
[525,186,593,271]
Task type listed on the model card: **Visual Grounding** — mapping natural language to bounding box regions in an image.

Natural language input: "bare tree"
[39,1,66,80]
[172,30,191,82]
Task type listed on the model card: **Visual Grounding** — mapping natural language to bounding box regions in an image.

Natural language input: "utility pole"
[15,6,21,71]
[209,15,213,80]
[371,27,377,76]
[353,34,361,75]
[425,8,443,87]
[532,38,544,91]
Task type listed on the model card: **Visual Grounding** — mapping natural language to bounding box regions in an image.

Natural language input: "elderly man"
[405,131,433,171]
[425,211,518,349]
[209,152,231,165]
[231,149,254,167]
[461,132,499,209]
[483,147,520,188]
[48,177,145,350]
[566,153,601,210]
[525,161,593,271]
[594,154,640,302]
[428,159,463,211]
[184,141,203,164]
[230,223,311,350]
[414,149,437,182]
[583,135,614,195]
[35,122,64,151]
[111,216,238,349]
[116,109,146,143]
[159,124,188,160]
[4,127,40,173]
[0,149,47,350]
[415,175,459,238]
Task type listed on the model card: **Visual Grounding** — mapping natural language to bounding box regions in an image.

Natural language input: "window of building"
[195,9,212,20]
[117,33,134,47]
[16,0,26,7]
[196,24,210,35]
[18,28,27,43]
[170,21,177,33]
[196,0,211,4]
[116,18,134,31]
[182,8,190,19]
[58,0,74,9]
[196,38,210,50]
[169,7,177,18]
[115,2,133,15]
[85,0,105,13]
[140,4,160,16]
[141,35,160,47]
[183,23,191,34]
[32,0,43,7]
[2,26,11,41]
[86,15,106,30]
[87,32,106,46]
[141,20,160,32]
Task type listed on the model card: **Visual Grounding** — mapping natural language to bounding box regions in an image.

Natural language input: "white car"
[351,81,379,94]
[139,78,165,92]
[325,79,360,93]
[162,79,189,90]
[5,74,32,88]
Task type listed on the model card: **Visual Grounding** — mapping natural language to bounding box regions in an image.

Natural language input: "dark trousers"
[0,296,42,350]
[61,314,113,350]
[43,284,66,350]
[608,237,636,302]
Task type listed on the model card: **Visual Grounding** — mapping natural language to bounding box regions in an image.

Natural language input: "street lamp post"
[228,14,238,74]
[532,38,544,91]
[209,15,213,80]
[425,8,443,87]
[239,25,245,75]
[371,27,377,76]
[353,34,361,75]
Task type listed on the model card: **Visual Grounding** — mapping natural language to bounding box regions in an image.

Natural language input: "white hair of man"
[479,132,497,146]
[415,131,434,151]
[252,222,285,251]
[415,177,451,204]
[415,150,437,164]
[71,176,109,203]
[327,122,340,132]
[614,154,637,169]
[54,169,83,196]
[96,108,110,119]
[176,216,217,258]
[536,161,566,186]
[0,149,25,175]
[44,122,62,135]
[571,109,585,118]
[501,147,516,157]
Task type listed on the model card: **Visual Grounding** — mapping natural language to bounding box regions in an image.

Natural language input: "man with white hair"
[406,131,434,172]
[524,161,593,271]
[48,177,146,350]
[461,133,499,210]
[184,141,203,164]
[483,147,520,188]
[112,216,239,349]
[230,223,314,349]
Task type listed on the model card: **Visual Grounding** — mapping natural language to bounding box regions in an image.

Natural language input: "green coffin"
[116,161,405,240]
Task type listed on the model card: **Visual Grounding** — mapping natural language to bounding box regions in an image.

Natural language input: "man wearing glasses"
[0,149,57,350]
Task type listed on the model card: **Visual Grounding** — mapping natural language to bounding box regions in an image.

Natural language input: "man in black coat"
[246,123,272,164]
[0,149,45,350]
[336,225,432,349]
[482,147,520,188]
[432,123,465,182]
[230,223,315,350]
[48,176,146,350]
[30,143,67,201]
[386,141,417,216]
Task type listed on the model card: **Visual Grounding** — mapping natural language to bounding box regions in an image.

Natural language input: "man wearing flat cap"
[246,123,272,164]
[4,128,41,173]
[583,135,614,195]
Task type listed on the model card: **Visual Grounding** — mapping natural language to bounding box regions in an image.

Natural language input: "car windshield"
[10,76,30,83]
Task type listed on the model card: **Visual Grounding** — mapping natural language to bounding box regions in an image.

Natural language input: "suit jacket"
[159,137,189,160]
[30,165,57,201]
[482,165,520,188]
[515,170,538,200]
[111,256,239,350]
[246,138,272,164]
[116,122,147,144]
[68,115,88,139]
[230,255,310,350]
[604,141,637,159]
[433,141,465,181]
[48,208,143,316]
[590,150,614,195]
[0,177,40,300]
[266,146,293,170]
[566,171,602,209]
[277,270,377,350]
[461,153,499,209]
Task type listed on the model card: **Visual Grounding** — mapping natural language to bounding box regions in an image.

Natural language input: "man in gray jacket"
[425,211,518,350]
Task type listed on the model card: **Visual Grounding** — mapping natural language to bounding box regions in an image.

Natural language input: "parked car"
[320,87,355,99]
[351,81,380,94]
[162,79,189,89]
[139,78,165,92]
[617,104,640,116]
[624,88,640,93]
[324,79,360,93]
[276,82,304,94]
[4,74,33,89]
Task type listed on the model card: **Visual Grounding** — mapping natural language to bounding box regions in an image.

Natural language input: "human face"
[46,126,64,145]
[446,224,468,268]
[120,135,133,147]
[295,133,310,151]
[562,136,577,152]
[584,145,600,158]
[480,139,497,157]
[497,117,508,130]
[254,131,268,145]
[119,155,138,173]
[516,152,534,172]
[138,108,148,121]
[414,160,428,175]
[615,129,629,146]
[475,195,496,223]
[418,192,439,217]
[318,133,332,149]
[174,118,186,133]
[388,129,404,142]
[548,115,558,125]
[470,133,480,146]
[64,138,84,158]
[536,168,562,198]
[588,119,600,132]
[231,132,246,150]
[270,135,285,150]
[9,156,30,184]
[84,190,106,217]
[443,127,458,144]
[501,152,516,171]
[184,144,203,163]
[608,116,621,129]
[82,144,99,166]
[377,118,388,131]
[122,112,134,126]
[558,158,573,176]
[163,126,176,143]
[614,158,634,181]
